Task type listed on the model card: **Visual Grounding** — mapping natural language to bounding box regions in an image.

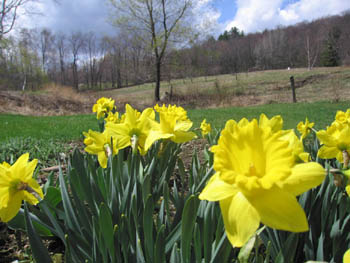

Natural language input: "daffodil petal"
[344,249,350,263]
[97,151,108,169]
[317,145,339,160]
[174,121,192,131]
[248,187,308,232]
[28,179,44,200]
[23,191,39,205]
[172,131,196,143]
[316,130,336,146]
[24,159,38,182]
[145,130,173,151]
[199,173,238,201]
[298,152,310,163]
[0,191,23,222]
[0,188,9,208]
[11,153,29,179]
[220,192,260,247]
[284,162,325,196]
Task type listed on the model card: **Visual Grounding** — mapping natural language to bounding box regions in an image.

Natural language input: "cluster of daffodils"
[4,96,350,261]
[92,97,116,120]
[316,109,350,165]
[85,98,197,167]
[199,114,325,247]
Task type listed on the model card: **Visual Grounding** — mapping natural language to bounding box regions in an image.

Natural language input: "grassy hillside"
[99,67,350,109]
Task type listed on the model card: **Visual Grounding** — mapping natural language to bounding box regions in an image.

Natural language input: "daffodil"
[280,129,309,163]
[344,249,350,263]
[154,104,188,121]
[334,109,350,125]
[199,117,325,247]
[0,153,43,222]
[297,118,314,139]
[104,111,120,124]
[200,119,212,137]
[145,104,196,151]
[92,97,115,119]
[317,122,350,163]
[105,104,155,155]
[83,129,118,168]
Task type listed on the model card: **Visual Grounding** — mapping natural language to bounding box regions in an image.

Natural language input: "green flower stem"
[24,185,67,245]
[343,150,349,169]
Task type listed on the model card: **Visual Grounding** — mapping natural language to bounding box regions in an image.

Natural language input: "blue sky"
[215,0,237,24]
[17,0,350,37]
[214,0,350,34]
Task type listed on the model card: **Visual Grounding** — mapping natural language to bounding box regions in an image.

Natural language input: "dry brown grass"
[0,84,96,116]
[1,67,350,116]
[41,83,90,103]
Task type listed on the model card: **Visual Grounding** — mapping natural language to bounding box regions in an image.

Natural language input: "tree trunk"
[22,74,27,91]
[155,60,161,101]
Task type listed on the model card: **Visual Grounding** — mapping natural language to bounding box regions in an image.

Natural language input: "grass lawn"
[0,114,98,142]
[188,100,350,131]
[1,100,348,143]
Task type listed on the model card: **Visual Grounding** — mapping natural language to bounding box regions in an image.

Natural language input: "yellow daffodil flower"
[199,117,325,247]
[92,97,115,119]
[297,118,314,139]
[280,129,310,163]
[83,129,118,168]
[317,123,350,163]
[104,111,120,124]
[105,104,155,155]
[0,153,43,222]
[145,104,196,151]
[200,119,212,137]
[334,109,350,125]
[154,104,188,121]
[344,249,350,263]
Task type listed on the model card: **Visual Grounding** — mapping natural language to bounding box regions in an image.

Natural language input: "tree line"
[0,10,349,94]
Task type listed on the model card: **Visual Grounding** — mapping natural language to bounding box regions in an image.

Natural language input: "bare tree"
[108,0,193,101]
[56,32,67,85]
[1,0,28,39]
[85,31,98,88]
[0,0,59,40]
[37,28,54,72]
[304,24,324,70]
[68,31,85,90]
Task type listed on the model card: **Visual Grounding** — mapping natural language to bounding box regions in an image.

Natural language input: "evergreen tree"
[218,27,244,41]
[320,27,341,67]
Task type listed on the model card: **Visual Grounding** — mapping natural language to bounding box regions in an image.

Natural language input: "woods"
[0,9,349,98]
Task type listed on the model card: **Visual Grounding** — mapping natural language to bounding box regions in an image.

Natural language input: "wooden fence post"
[290,76,297,103]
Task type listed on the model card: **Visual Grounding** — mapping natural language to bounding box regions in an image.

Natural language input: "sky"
[16,0,350,37]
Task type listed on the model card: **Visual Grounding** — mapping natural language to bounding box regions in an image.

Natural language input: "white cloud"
[15,0,221,38]
[14,0,116,37]
[192,0,222,35]
[225,0,350,33]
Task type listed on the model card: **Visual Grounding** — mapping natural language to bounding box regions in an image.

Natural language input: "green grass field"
[0,114,98,142]
[188,100,350,131]
[1,100,348,143]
